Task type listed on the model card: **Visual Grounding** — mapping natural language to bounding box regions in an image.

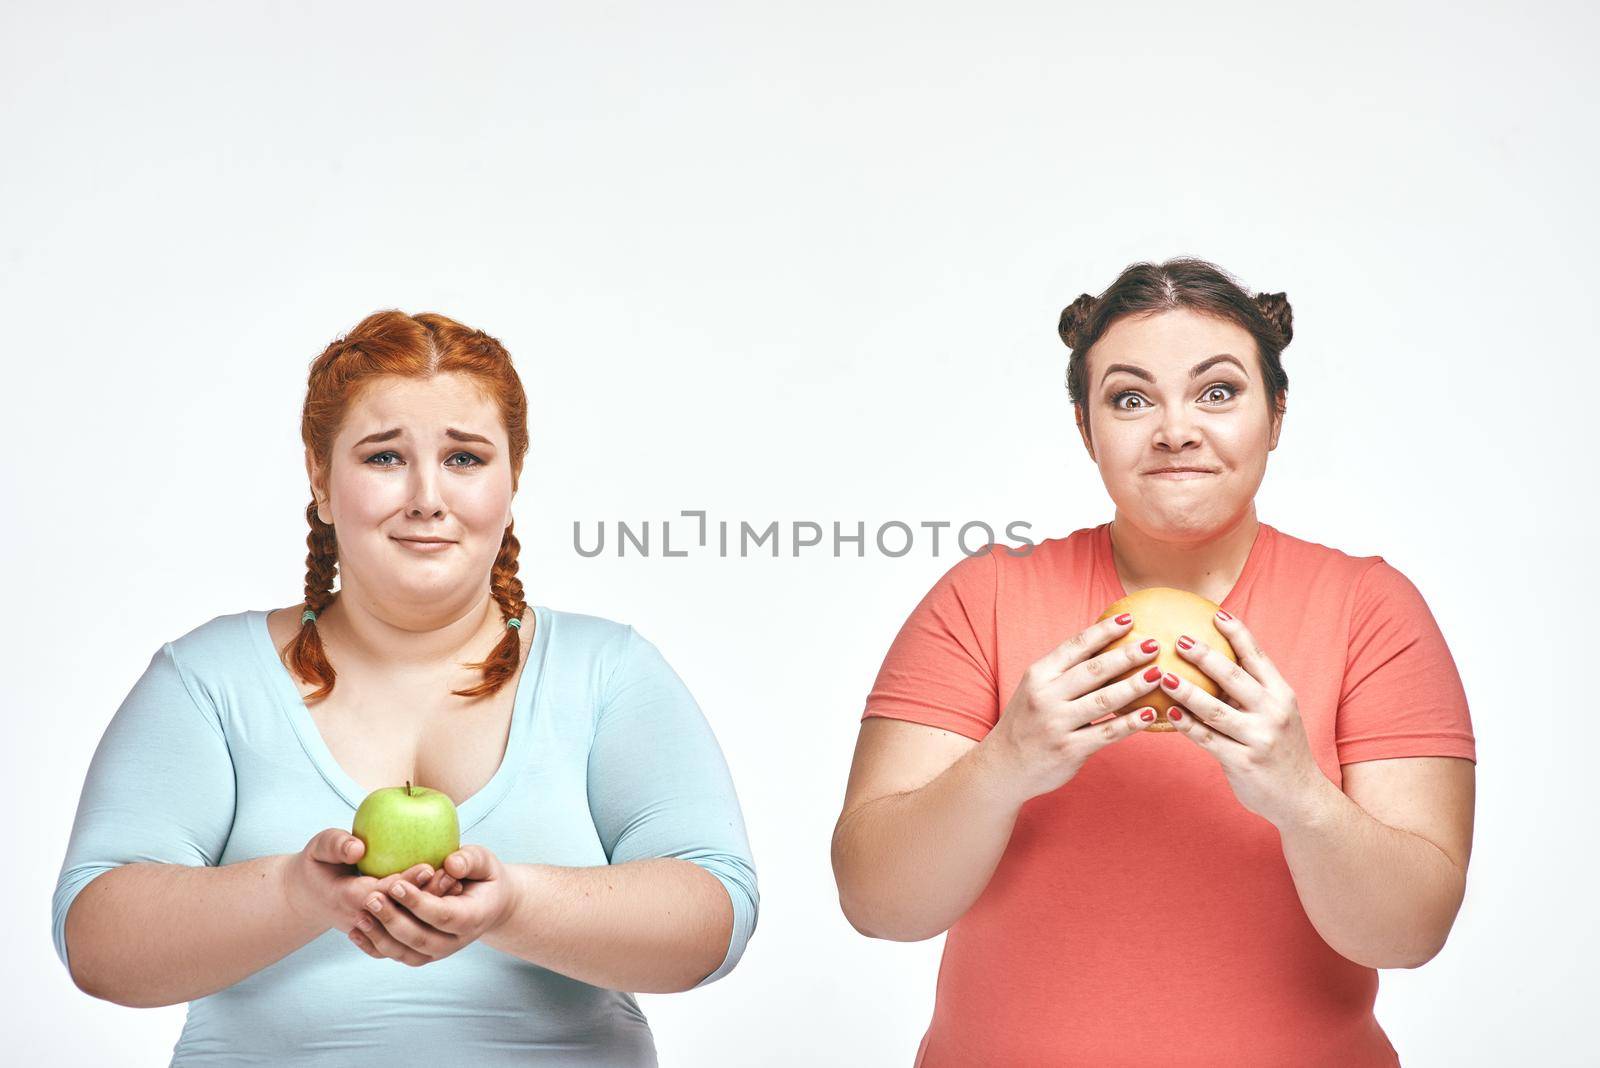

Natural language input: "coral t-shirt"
[862,520,1476,1067]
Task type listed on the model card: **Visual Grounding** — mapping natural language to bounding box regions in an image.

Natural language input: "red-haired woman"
[53,311,757,1065]
[832,258,1475,1066]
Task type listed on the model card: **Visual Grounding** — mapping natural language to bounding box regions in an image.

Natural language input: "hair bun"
[1058,293,1097,350]
[1254,291,1294,347]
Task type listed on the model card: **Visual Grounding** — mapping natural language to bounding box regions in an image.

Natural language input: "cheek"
[453,483,514,527]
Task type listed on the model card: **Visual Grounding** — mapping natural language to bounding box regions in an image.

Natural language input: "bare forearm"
[64,856,322,1008]
[831,740,1023,942]
[485,859,733,993]
[1278,780,1466,969]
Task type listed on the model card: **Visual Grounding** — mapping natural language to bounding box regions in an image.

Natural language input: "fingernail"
[344,841,357,856]
[1140,638,1159,654]
[1170,707,1183,720]
[1115,613,1132,626]
[1139,708,1155,722]
[1216,610,1232,621]
[357,915,372,930]
[1143,666,1162,682]
[367,897,383,913]
[1177,635,1194,650]
[1162,673,1180,690]
[392,884,406,899]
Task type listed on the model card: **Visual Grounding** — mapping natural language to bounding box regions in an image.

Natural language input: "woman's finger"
[364,887,459,959]
[1211,612,1292,696]
[1046,635,1160,705]
[1074,703,1160,754]
[1158,667,1257,747]
[1164,703,1249,763]
[347,927,381,959]
[389,879,462,933]
[1066,663,1165,730]
[353,907,433,967]
[1033,614,1133,679]
[1174,634,1265,711]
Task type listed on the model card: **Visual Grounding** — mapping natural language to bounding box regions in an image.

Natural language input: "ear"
[1074,404,1095,462]
[1268,392,1287,451]
[305,448,331,524]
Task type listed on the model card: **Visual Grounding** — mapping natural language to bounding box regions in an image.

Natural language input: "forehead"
[345,374,501,434]
[1091,308,1256,377]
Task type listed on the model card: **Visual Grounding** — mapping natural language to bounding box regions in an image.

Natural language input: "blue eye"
[1110,382,1241,410]
[364,451,485,468]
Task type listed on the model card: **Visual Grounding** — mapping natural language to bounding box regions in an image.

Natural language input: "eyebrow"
[1099,353,1248,387]
[352,428,494,449]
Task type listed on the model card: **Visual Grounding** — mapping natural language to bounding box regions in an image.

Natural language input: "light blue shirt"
[52,606,758,1066]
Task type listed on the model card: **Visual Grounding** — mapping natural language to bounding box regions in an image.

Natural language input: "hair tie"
[301,609,317,625]
[507,618,521,630]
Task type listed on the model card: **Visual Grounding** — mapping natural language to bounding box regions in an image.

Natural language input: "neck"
[1108,506,1260,599]
[311,587,503,677]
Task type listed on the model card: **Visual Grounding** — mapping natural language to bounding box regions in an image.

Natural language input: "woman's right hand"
[279,828,463,936]
[981,614,1166,803]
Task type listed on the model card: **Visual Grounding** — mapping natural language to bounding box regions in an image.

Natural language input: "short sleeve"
[1335,560,1477,765]
[862,547,1001,742]
[50,644,238,978]
[586,628,759,988]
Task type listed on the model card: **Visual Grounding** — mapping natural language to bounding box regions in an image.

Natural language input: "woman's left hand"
[1160,611,1329,828]
[348,845,520,967]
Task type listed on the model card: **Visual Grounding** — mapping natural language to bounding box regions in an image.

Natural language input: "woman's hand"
[347,844,519,967]
[1160,610,1326,828]
[982,613,1166,803]
[279,829,452,936]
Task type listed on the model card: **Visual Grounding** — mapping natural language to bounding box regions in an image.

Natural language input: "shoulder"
[536,606,648,681]
[163,609,258,680]
[989,526,1097,580]
[1256,525,1443,636]
[538,606,635,652]
[1256,523,1396,594]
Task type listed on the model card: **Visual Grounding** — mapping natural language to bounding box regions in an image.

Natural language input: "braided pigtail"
[285,498,342,702]
[451,519,529,699]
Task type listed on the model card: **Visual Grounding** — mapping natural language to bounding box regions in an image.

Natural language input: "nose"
[405,469,446,519]
[1152,408,1202,454]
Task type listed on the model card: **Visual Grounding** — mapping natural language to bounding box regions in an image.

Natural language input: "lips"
[1145,469,1216,480]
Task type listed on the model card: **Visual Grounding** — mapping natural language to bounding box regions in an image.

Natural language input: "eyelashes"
[363,451,486,468]
[1109,382,1242,411]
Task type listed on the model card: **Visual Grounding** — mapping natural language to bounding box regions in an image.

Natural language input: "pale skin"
[831,308,1475,968]
[67,373,733,1006]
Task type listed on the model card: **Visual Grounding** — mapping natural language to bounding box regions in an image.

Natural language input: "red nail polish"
[1140,708,1155,722]
[1177,635,1194,649]
[1170,707,1183,720]
[1216,610,1232,621]
[1162,673,1180,690]
[1140,638,1159,653]
[1115,613,1133,625]
[1143,666,1162,682]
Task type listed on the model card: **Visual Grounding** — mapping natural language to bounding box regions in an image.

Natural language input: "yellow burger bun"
[1096,587,1238,733]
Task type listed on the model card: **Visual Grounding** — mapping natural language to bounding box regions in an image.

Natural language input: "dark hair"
[1058,257,1291,448]
[287,310,531,704]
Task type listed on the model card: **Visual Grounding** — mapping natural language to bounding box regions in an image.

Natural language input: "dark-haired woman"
[53,311,758,1066]
[832,258,1475,1066]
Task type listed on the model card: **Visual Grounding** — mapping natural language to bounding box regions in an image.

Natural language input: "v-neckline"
[245,604,550,832]
[1094,519,1273,613]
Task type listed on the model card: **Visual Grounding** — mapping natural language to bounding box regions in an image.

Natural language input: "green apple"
[351,781,460,878]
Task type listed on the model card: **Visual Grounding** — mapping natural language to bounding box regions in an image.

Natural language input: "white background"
[4,1,1594,1064]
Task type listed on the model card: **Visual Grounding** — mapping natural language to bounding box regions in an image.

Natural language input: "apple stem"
[406,779,412,796]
